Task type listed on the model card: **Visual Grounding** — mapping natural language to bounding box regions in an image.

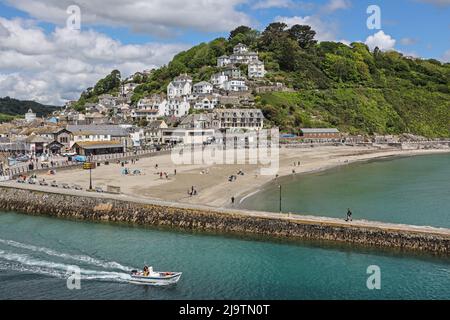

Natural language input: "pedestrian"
[346,208,353,222]
[231,196,235,205]
[174,169,177,175]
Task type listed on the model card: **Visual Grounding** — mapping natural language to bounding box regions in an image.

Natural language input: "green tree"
[287,25,317,49]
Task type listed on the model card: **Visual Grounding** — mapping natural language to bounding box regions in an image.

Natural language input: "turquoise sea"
[241,153,450,228]
[0,154,449,299]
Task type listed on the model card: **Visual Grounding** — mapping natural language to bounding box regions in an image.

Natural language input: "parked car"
[73,155,87,163]
[62,151,77,157]
[16,155,30,162]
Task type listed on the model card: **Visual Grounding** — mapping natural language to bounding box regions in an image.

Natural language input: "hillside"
[75,23,450,137]
[0,97,60,120]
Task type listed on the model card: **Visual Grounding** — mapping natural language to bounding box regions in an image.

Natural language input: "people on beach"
[346,208,353,222]
[231,196,235,205]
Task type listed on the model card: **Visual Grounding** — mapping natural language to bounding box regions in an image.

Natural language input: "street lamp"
[278,185,282,213]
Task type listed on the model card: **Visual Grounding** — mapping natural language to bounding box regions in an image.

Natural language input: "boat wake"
[0,238,132,271]
[0,239,133,283]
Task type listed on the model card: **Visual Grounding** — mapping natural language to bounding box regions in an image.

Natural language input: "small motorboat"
[129,266,182,285]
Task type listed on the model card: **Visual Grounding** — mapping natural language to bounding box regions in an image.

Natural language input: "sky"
[0,0,449,105]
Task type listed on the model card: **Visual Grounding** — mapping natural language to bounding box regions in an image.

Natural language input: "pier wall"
[0,186,448,254]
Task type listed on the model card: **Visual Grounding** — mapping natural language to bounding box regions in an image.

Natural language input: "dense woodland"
[75,23,450,137]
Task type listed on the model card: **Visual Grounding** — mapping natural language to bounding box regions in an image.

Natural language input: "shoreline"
[234,148,450,208]
[2,146,449,210]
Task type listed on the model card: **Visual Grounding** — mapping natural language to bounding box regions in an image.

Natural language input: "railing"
[0,146,174,181]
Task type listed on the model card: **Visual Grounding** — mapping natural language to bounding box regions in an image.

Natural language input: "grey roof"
[193,81,212,87]
[147,120,165,130]
[300,128,340,133]
[67,125,129,137]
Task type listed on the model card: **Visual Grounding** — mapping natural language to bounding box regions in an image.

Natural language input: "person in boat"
[143,265,149,277]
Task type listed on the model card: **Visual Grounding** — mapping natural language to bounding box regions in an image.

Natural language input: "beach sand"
[20,144,449,209]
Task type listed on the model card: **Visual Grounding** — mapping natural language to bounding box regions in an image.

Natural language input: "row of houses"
[0,107,268,157]
[217,43,266,79]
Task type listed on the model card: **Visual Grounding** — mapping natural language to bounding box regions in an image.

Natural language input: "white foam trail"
[0,239,133,271]
[0,250,131,282]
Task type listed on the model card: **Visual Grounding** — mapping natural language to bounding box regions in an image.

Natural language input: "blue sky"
[0,0,448,104]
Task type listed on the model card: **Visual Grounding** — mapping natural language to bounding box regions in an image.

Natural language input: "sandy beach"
[11,145,447,209]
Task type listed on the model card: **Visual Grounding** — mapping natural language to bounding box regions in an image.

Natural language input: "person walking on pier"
[346,208,353,222]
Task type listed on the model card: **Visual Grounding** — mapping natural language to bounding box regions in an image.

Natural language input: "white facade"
[121,83,138,95]
[233,43,249,54]
[167,74,193,98]
[210,72,229,88]
[167,81,192,98]
[223,79,248,92]
[25,109,36,122]
[131,109,159,121]
[162,128,215,145]
[248,60,266,78]
[217,55,231,67]
[193,96,219,110]
[165,98,191,117]
[230,53,259,65]
[193,81,213,95]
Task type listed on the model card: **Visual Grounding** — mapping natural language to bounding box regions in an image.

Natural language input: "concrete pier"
[0,185,448,254]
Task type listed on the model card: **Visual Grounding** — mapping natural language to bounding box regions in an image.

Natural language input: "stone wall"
[0,186,448,254]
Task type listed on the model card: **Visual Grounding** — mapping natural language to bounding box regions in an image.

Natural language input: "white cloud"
[0,18,188,105]
[322,0,351,13]
[365,30,396,51]
[275,15,337,41]
[252,0,295,9]
[5,0,251,36]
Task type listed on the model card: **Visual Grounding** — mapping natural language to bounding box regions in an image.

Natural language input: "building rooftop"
[67,125,129,137]
[73,141,124,149]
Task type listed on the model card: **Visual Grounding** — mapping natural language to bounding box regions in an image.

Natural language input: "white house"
[193,95,220,110]
[217,43,260,68]
[167,74,193,98]
[193,81,213,95]
[213,108,265,130]
[230,52,259,65]
[217,55,231,67]
[25,109,37,122]
[223,66,242,79]
[248,60,266,78]
[121,83,139,96]
[223,79,248,92]
[210,72,229,88]
[131,109,159,121]
[233,43,248,54]
[165,98,191,117]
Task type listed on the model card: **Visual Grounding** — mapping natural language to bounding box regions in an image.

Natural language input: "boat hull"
[129,272,182,286]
